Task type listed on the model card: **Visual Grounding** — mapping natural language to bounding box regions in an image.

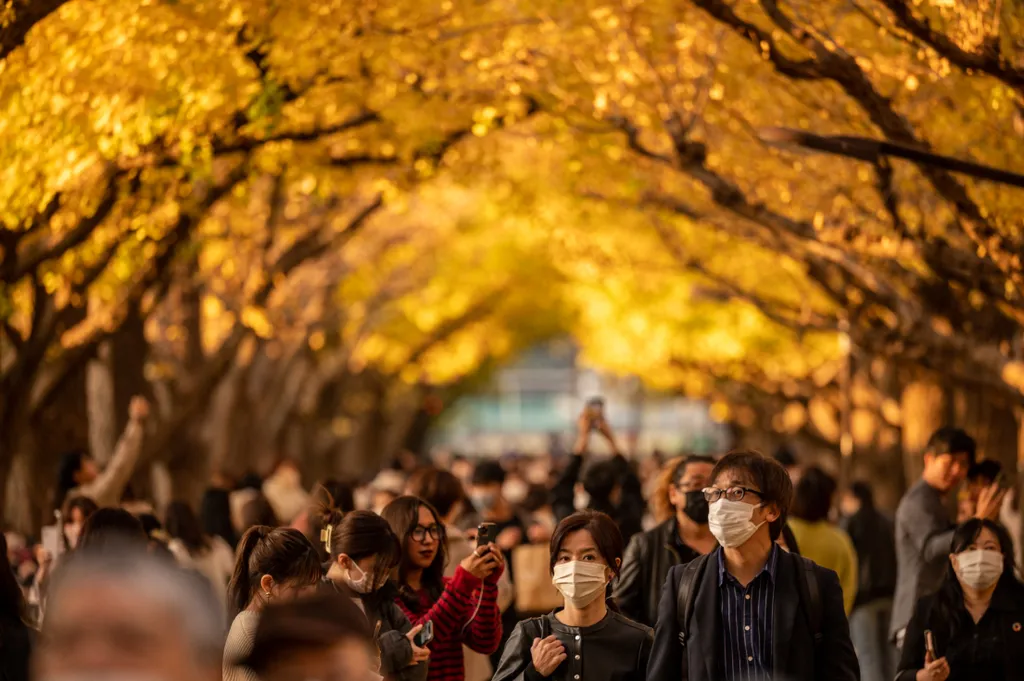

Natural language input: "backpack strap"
[795,555,823,645]
[675,553,711,650]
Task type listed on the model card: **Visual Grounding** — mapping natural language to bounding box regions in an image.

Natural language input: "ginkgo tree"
[491,0,1024,481]
[3,0,1024,525]
[0,0,539,519]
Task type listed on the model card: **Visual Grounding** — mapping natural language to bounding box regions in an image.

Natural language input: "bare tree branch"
[2,176,120,284]
[876,0,1024,96]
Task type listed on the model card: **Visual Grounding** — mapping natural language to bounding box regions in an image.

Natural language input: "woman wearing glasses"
[381,496,505,681]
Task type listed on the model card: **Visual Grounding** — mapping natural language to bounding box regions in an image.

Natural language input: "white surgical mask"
[954,549,1003,590]
[551,560,609,609]
[346,562,372,594]
[472,491,498,511]
[708,499,765,548]
[503,479,529,505]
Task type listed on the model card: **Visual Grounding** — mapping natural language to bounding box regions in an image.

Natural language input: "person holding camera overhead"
[551,401,645,544]
[491,510,653,681]
[895,519,1024,681]
[381,496,504,681]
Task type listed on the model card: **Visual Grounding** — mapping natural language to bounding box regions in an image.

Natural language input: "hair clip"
[320,524,333,551]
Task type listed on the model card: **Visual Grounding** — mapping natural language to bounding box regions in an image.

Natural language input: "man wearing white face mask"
[648,450,859,681]
[491,510,653,681]
[895,518,1024,681]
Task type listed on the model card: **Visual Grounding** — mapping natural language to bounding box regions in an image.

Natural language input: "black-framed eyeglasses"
[702,486,763,503]
[411,524,440,543]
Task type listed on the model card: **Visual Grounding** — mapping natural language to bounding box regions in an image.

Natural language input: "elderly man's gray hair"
[46,546,226,664]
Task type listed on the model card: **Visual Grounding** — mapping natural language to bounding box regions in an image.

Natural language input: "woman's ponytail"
[316,487,346,561]
[226,526,322,620]
[228,525,271,617]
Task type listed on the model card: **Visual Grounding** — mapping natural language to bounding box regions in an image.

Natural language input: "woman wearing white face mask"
[896,518,1024,681]
[322,508,430,681]
[491,510,653,681]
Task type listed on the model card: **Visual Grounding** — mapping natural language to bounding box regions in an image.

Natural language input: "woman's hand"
[531,635,566,677]
[34,545,53,566]
[915,651,950,681]
[405,626,431,666]
[974,482,1006,521]
[460,543,502,580]
[484,543,506,583]
[128,395,150,422]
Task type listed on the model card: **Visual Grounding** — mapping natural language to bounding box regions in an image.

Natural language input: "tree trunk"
[900,376,951,484]
[86,339,117,464]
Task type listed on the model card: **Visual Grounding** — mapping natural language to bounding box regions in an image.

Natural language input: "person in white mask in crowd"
[895,519,1024,681]
[34,544,224,681]
[322,507,430,681]
[647,450,859,681]
[491,510,653,681]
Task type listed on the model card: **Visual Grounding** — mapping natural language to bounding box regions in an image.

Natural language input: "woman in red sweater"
[382,495,504,681]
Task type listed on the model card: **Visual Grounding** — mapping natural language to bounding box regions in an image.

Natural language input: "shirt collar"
[717,542,780,585]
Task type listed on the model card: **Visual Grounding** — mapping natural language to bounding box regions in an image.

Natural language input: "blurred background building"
[432,340,730,456]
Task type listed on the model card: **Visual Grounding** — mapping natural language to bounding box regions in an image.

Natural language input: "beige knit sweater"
[223,610,259,681]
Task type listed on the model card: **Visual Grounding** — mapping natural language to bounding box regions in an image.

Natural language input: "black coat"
[896,579,1024,681]
[492,609,652,681]
[0,620,31,681]
[647,547,859,681]
[613,520,702,628]
[841,505,897,606]
[326,580,427,681]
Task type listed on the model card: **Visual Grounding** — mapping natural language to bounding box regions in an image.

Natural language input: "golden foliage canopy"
[2,0,1024,443]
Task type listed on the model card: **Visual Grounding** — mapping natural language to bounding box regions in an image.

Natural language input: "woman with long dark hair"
[381,496,504,681]
[165,500,235,606]
[322,507,429,681]
[60,496,98,550]
[223,526,323,681]
[76,507,149,553]
[0,533,31,681]
[492,510,653,681]
[896,518,1024,681]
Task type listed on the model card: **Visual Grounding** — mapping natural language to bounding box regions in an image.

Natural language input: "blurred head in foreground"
[35,544,224,681]
[241,589,375,681]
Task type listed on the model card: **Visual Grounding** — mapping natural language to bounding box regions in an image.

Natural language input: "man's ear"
[668,485,683,509]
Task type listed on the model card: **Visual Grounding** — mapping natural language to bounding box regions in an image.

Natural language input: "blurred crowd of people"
[3,398,1024,681]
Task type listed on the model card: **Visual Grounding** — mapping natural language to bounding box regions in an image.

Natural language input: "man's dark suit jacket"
[647,547,859,681]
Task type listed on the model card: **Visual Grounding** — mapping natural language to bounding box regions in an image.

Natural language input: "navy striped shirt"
[717,544,779,681]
